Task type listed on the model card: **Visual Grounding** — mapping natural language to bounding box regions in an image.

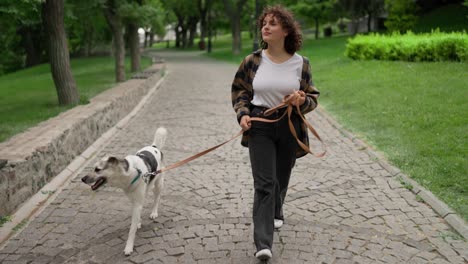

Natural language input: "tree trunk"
[231,14,241,55]
[314,17,319,39]
[367,12,372,32]
[175,18,183,48]
[41,0,79,106]
[103,0,125,82]
[128,23,140,72]
[198,0,209,50]
[144,31,149,48]
[207,5,212,53]
[19,26,42,67]
[188,16,198,48]
[180,21,188,49]
[149,32,155,47]
[223,0,247,55]
[84,26,95,57]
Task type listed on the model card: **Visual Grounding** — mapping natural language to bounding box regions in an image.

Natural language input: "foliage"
[0,0,43,74]
[345,31,468,62]
[0,28,24,75]
[120,0,164,26]
[412,3,468,33]
[337,0,385,18]
[65,0,110,56]
[385,0,418,33]
[289,0,335,39]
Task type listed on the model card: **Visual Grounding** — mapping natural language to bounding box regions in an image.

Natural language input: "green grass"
[0,215,11,227]
[204,34,468,221]
[0,56,152,143]
[413,3,468,33]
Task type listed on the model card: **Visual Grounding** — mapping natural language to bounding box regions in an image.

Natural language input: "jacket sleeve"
[299,57,320,115]
[231,55,253,123]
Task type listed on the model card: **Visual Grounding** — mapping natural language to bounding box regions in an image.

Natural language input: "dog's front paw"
[137,223,141,229]
[150,212,158,220]
[124,246,133,256]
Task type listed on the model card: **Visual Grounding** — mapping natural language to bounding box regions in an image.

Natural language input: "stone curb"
[315,105,468,240]
[0,67,168,247]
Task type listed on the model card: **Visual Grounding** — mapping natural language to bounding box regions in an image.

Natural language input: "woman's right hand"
[240,115,251,131]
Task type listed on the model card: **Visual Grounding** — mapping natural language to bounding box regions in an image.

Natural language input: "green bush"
[345,31,468,62]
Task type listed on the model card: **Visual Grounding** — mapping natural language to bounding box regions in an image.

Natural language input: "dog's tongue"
[91,177,107,191]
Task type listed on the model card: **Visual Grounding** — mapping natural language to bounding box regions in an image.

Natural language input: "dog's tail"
[153,127,167,149]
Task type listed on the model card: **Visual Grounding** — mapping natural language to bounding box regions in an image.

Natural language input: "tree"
[198,0,213,50]
[121,0,144,72]
[291,0,334,39]
[223,0,248,54]
[337,0,385,33]
[141,0,166,48]
[0,0,45,73]
[41,0,80,106]
[162,0,198,49]
[465,0,468,18]
[385,0,418,33]
[66,0,109,57]
[362,0,385,32]
[103,0,126,82]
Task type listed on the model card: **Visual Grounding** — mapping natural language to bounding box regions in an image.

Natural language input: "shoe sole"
[255,250,272,260]
[257,254,271,260]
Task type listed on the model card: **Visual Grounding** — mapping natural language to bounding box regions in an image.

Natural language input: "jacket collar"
[252,49,262,56]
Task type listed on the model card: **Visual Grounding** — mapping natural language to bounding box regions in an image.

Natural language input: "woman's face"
[261,14,288,45]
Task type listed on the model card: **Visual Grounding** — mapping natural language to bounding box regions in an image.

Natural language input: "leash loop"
[250,92,326,157]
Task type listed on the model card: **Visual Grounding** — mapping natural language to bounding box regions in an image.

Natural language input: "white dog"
[81,127,167,255]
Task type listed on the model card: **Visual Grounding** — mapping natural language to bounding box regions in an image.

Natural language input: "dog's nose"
[81,175,90,183]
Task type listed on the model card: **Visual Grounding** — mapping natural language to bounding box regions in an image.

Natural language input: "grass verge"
[0,56,151,143]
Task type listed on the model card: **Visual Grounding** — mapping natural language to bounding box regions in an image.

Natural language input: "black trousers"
[248,106,301,251]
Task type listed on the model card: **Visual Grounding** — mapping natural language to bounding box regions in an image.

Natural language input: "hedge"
[345,31,468,62]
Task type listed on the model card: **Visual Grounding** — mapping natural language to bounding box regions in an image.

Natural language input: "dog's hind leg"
[150,175,164,220]
[124,203,143,255]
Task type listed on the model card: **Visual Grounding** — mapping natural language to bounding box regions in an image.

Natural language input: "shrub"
[345,31,468,62]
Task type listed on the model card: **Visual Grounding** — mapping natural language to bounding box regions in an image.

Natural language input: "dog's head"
[81,156,127,191]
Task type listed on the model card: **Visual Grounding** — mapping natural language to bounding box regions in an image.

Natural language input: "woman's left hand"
[291,90,306,106]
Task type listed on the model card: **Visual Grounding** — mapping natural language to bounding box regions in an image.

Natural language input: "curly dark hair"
[257,5,302,54]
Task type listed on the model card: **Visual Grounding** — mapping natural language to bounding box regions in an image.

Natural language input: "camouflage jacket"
[231,49,320,158]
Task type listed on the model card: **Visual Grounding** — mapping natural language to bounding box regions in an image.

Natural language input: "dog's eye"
[94,168,101,173]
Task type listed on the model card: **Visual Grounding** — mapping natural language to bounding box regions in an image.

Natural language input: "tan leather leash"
[250,91,326,158]
[155,130,244,174]
[155,92,325,175]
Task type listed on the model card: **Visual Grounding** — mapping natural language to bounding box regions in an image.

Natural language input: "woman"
[231,5,320,260]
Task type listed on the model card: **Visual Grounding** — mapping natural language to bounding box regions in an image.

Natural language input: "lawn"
[0,56,152,143]
[204,33,468,221]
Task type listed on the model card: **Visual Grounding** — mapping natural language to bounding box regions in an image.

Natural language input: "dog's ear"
[122,159,129,171]
[108,156,119,165]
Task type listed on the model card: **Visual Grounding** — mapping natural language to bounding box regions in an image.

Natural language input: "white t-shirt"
[251,50,303,108]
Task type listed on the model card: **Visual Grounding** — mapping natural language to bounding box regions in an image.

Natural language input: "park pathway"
[0,51,466,263]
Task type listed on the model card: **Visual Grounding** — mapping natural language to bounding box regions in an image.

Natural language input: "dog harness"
[130,150,159,186]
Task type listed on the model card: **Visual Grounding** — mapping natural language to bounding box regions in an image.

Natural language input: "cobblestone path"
[0,51,466,264]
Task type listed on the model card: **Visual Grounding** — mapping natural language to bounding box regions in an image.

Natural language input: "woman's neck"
[265,44,292,63]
